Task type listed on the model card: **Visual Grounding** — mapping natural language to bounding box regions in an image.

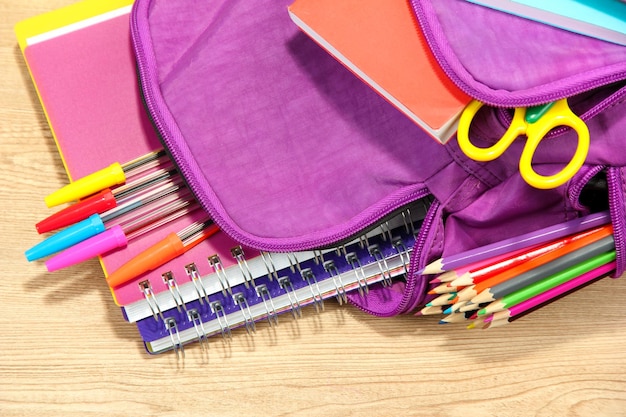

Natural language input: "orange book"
[288,0,471,143]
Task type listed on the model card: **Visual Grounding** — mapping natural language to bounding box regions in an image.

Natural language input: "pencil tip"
[420,258,444,275]
[443,306,452,315]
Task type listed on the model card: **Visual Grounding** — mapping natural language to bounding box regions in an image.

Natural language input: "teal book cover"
[466,0,626,45]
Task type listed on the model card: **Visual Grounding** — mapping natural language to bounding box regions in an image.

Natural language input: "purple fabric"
[131,0,626,316]
[136,0,454,249]
[411,0,626,106]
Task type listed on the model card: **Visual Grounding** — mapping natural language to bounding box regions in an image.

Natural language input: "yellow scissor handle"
[518,99,589,189]
[457,99,590,189]
[457,99,528,161]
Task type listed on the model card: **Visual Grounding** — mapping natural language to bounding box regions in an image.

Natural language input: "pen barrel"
[106,232,185,288]
[25,214,106,261]
[45,225,128,272]
[36,189,117,234]
[44,162,126,207]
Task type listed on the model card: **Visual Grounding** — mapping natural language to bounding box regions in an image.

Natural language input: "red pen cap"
[36,189,117,234]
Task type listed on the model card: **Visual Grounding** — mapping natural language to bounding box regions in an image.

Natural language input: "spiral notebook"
[133,201,430,355]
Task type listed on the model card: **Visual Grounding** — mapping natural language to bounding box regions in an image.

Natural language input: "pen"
[44,149,168,208]
[25,178,189,261]
[36,166,178,233]
[105,218,220,288]
[45,199,201,271]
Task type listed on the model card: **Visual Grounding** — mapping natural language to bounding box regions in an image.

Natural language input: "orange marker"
[105,219,219,288]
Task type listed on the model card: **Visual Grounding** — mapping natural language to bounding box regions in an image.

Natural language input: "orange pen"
[106,218,219,288]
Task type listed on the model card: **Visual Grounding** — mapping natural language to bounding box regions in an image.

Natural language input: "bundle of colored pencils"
[418,211,617,329]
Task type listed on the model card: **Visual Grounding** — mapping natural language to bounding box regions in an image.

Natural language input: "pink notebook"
[21,7,248,307]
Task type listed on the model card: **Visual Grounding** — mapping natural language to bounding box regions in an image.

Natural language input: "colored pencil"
[449,225,611,287]
[418,305,446,315]
[426,292,458,307]
[438,245,537,284]
[419,211,610,274]
[478,250,616,316]
[483,261,615,325]
[428,282,461,295]
[429,271,457,284]
[439,313,471,324]
[459,302,482,313]
[453,225,612,304]
[471,234,615,304]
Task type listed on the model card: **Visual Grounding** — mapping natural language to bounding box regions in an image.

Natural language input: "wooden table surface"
[2,1,626,416]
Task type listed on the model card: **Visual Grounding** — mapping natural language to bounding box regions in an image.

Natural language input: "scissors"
[457,99,590,189]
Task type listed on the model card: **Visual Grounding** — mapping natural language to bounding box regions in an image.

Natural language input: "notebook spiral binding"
[133,198,432,355]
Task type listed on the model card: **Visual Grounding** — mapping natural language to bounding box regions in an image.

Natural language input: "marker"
[105,219,219,288]
[44,149,168,208]
[36,166,178,233]
[45,199,201,271]
[25,179,188,261]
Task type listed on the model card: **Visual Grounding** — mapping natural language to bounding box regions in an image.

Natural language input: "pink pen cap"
[45,225,128,272]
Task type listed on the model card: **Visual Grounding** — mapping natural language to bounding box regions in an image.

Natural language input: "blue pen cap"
[25,214,106,261]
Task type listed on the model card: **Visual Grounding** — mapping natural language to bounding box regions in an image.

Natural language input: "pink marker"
[45,196,200,272]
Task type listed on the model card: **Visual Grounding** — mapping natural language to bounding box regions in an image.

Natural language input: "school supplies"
[471,234,615,304]
[25,178,189,260]
[36,165,178,233]
[45,197,200,272]
[419,217,616,326]
[44,149,168,207]
[105,218,219,288]
[480,261,616,328]
[420,211,611,275]
[134,206,427,354]
[478,250,616,316]
[431,224,610,289]
[17,0,626,356]
[15,0,223,307]
[457,99,590,189]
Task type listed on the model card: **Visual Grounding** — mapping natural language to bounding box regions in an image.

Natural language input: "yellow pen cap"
[45,162,126,207]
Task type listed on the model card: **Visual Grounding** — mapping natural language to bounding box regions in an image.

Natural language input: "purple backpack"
[130,0,626,317]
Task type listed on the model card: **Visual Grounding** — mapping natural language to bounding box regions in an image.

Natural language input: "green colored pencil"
[478,250,616,316]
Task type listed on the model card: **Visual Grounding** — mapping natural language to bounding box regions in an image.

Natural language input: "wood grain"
[1,2,625,416]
